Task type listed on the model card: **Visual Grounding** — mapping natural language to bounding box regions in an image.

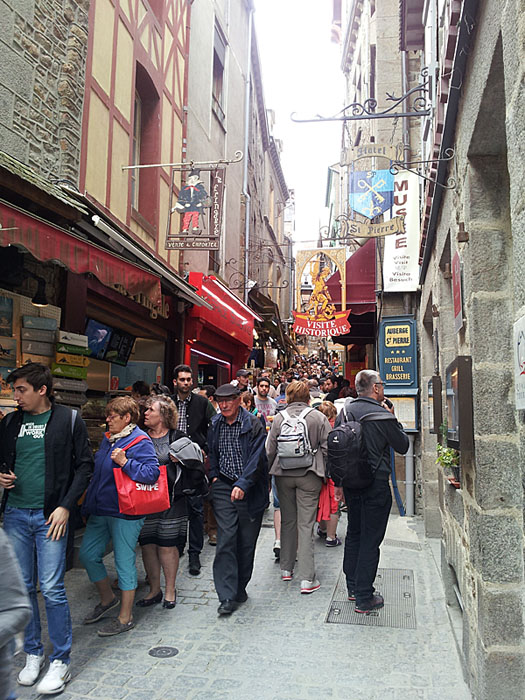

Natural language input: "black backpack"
[327,406,396,489]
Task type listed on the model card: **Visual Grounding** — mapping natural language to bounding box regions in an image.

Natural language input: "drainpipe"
[401,48,415,516]
[242,3,254,304]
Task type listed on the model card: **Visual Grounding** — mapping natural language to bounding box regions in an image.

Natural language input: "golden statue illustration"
[305,264,336,320]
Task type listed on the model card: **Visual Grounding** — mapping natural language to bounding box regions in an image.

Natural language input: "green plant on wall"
[435,422,460,471]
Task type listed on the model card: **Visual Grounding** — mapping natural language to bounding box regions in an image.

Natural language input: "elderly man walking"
[334,369,409,613]
[207,383,269,615]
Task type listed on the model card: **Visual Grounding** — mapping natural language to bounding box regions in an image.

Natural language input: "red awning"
[326,238,376,313]
[0,202,162,306]
[188,272,261,349]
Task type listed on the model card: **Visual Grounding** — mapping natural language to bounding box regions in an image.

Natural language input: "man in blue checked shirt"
[207,383,269,616]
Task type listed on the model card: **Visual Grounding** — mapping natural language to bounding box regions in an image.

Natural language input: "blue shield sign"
[349,170,394,218]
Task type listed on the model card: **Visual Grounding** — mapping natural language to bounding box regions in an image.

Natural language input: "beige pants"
[275,471,323,582]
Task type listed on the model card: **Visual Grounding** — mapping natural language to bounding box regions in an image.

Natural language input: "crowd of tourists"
[0,358,408,697]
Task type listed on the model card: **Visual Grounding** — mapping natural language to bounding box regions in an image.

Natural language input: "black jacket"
[0,403,94,518]
[334,396,409,481]
[171,392,216,452]
[208,407,269,516]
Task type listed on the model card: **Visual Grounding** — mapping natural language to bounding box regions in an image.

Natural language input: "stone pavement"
[13,510,472,700]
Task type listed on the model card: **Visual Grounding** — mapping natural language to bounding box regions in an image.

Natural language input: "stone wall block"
[469,509,524,583]
[477,586,525,646]
[470,295,512,359]
[475,440,522,509]
[444,482,465,525]
[472,366,515,435]
[464,225,510,296]
[465,156,510,222]
[0,44,33,100]
[476,644,525,700]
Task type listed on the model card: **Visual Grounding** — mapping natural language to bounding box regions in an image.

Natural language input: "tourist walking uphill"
[266,380,331,594]
[79,396,159,637]
[0,362,93,696]
[333,370,409,613]
[207,383,269,615]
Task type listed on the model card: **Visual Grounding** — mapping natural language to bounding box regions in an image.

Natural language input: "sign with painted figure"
[514,314,525,409]
[349,169,394,218]
[294,247,349,338]
[383,170,420,291]
[165,169,216,250]
[378,316,418,390]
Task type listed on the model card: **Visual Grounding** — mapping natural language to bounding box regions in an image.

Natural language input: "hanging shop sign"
[349,169,394,218]
[383,170,420,291]
[514,314,525,410]
[292,309,351,337]
[342,143,401,164]
[378,316,418,390]
[165,169,217,250]
[294,247,349,338]
[341,216,405,238]
[210,169,226,239]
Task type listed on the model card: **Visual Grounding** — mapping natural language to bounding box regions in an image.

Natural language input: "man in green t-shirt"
[0,363,93,695]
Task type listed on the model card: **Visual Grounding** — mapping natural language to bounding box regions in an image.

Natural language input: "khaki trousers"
[275,471,323,582]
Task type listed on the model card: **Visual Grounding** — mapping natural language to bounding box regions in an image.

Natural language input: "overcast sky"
[253,0,346,248]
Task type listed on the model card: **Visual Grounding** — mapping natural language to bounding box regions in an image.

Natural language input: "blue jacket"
[208,406,269,516]
[83,426,160,519]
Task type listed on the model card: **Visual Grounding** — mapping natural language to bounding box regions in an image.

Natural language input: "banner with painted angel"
[293,249,350,338]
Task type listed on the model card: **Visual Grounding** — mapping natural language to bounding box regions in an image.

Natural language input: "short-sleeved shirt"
[9,409,51,508]
[254,396,277,421]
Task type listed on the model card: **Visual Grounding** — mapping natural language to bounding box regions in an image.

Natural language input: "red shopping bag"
[113,435,170,516]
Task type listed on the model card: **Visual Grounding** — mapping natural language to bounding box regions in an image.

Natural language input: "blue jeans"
[3,506,72,663]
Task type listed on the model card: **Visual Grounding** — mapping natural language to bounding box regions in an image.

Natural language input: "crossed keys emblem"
[357,176,386,217]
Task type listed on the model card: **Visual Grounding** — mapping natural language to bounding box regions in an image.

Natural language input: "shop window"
[132,64,160,233]
[212,24,227,127]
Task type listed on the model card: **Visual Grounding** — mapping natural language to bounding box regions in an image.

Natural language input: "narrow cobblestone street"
[14,510,471,700]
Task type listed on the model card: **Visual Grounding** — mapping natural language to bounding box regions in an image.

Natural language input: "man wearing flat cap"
[233,368,253,394]
[207,383,269,615]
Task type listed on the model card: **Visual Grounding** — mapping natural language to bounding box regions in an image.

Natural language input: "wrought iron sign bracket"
[390,148,456,190]
[291,73,431,124]
[122,150,243,172]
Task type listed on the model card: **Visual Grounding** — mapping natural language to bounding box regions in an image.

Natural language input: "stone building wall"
[0,0,89,182]
[418,0,525,697]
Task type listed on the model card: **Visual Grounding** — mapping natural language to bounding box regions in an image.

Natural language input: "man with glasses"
[333,370,408,613]
[207,383,269,615]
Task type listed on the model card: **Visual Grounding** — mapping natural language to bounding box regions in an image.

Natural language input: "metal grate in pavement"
[383,538,422,550]
[326,568,416,629]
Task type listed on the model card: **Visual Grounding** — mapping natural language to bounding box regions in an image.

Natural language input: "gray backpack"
[276,408,317,469]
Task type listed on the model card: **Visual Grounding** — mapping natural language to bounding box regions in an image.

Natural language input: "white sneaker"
[300,578,321,594]
[273,539,281,558]
[18,653,45,686]
[36,660,71,695]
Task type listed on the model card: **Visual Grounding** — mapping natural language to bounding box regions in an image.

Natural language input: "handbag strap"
[121,434,149,452]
